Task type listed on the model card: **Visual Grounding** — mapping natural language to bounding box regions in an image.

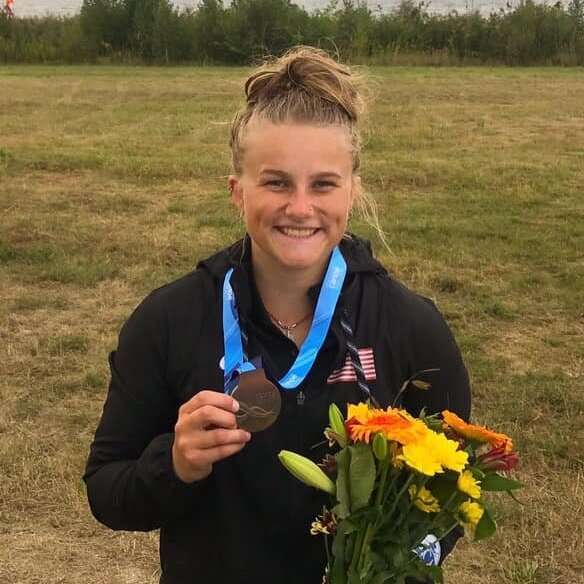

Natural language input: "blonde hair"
[229,46,390,253]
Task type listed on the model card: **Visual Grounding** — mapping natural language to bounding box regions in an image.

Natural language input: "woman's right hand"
[172,390,251,484]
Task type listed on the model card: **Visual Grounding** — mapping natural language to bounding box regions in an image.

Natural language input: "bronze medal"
[232,369,281,433]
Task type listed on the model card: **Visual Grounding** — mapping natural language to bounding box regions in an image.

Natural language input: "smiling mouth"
[275,226,321,238]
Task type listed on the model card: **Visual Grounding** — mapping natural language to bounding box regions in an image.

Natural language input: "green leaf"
[426,474,458,505]
[370,571,393,584]
[337,519,359,536]
[336,448,351,519]
[347,566,361,584]
[474,506,497,541]
[332,529,346,560]
[423,565,445,583]
[480,472,523,491]
[471,466,486,480]
[506,489,525,505]
[331,531,347,584]
[411,379,431,390]
[349,443,376,512]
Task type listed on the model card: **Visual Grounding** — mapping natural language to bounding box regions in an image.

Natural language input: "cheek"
[241,197,270,229]
[334,194,354,222]
[244,192,279,217]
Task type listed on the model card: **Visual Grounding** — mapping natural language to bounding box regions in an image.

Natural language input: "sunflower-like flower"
[408,484,441,513]
[457,470,481,499]
[398,430,469,476]
[442,410,513,452]
[458,500,484,536]
[346,404,429,445]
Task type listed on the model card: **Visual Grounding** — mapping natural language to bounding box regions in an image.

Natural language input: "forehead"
[241,119,353,174]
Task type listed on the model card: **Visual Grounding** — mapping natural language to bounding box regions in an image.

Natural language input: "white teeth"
[279,227,318,238]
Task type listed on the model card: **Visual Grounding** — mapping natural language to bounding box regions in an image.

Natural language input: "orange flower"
[347,407,429,445]
[442,410,513,452]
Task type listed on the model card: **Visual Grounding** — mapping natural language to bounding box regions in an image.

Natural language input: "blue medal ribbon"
[222,246,347,394]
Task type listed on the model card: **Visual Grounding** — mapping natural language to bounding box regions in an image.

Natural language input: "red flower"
[477,443,519,471]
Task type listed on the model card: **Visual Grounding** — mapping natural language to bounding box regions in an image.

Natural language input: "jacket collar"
[197,233,386,281]
[198,234,384,372]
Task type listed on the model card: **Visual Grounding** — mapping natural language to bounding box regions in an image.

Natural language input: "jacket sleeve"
[83,293,203,532]
[400,294,472,571]
[400,295,471,423]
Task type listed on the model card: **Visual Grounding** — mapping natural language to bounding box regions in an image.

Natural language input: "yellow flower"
[398,430,469,476]
[398,440,443,476]
[458,500,484,536]
[457,470,481,499]
[442,410,513,453]
[408,484,441,513]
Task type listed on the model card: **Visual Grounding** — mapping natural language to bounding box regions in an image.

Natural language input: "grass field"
[0,65,583,584]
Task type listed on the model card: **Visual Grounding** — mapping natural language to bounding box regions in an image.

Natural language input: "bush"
[1,0,583,65]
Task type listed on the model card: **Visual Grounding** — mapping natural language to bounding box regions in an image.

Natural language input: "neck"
[251,244,328,323]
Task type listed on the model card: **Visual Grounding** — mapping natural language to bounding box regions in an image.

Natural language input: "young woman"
[84,47,471,584]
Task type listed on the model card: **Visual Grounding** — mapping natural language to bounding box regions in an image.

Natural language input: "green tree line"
[1,0,583,65]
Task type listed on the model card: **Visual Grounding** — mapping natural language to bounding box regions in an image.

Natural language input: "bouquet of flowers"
[278,398,521,584]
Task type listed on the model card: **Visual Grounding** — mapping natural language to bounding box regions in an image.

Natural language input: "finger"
[180,390,239,416]
[187,404,239,431]
[195,428,251,450]
[195,442,249,466]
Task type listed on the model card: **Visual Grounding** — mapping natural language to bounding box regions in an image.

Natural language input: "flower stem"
[349,527,366,576]
[394,476,430,530]
[357,522,375,574]
[375,459,390,507]
[437,520,460,543]
[385,474,415,522]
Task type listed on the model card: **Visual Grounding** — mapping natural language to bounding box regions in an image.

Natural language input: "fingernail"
[232,399,239,413]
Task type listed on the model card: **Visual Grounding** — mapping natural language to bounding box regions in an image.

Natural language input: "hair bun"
[244,46,363,122]
[231,45,366,175]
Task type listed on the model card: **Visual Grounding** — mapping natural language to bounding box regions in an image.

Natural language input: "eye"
[264,179,288,190]
[313,180,337,191]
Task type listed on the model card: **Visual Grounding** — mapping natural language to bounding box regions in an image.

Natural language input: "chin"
[275,253,323,271]
[252,230,339,273]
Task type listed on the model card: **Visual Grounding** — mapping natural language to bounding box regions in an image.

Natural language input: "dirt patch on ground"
[483,319,584,378]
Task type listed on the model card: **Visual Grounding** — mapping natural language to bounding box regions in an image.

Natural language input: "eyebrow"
[259,169,342,180]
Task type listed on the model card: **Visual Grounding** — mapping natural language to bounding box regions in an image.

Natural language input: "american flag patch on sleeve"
[327,347,377,384]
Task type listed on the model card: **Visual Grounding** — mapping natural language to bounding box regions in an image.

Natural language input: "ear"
[229,175,244,213]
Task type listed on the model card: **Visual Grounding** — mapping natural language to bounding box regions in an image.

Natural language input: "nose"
[285,186,313,219]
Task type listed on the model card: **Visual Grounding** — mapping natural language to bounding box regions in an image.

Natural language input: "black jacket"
[83,236,471,584]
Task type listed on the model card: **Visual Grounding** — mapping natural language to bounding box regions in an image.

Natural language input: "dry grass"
[1,65,583,583]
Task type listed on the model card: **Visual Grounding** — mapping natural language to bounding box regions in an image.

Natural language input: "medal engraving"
[233,369,281,433]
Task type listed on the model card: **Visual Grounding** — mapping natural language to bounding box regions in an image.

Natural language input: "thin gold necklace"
[268,311,312,339]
